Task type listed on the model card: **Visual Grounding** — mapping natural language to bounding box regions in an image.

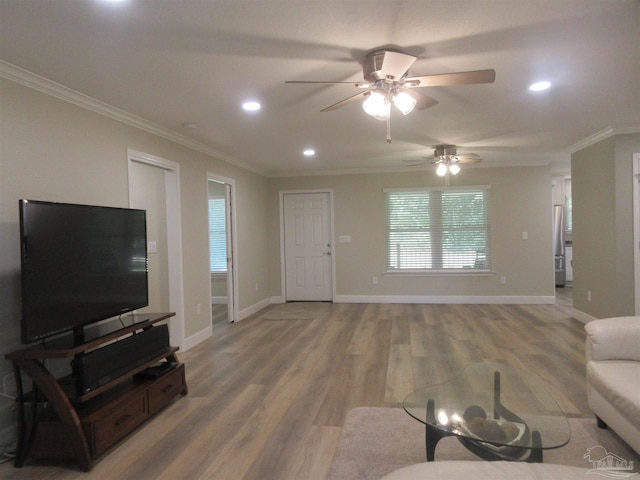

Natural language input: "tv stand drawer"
[148,366,185,414]
[82,363,186,457]
[91,392,147,456]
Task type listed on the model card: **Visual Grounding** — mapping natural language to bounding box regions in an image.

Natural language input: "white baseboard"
[333,295,556,304]
[183,325,212,352]
[569,308,597,323]
[211,296,228,305]
[183,297,276,350]
[237,297,273,321]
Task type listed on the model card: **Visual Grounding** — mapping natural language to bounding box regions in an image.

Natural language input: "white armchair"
[585,316,640,454]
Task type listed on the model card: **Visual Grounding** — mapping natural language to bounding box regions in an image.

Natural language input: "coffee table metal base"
[425,423,543,462]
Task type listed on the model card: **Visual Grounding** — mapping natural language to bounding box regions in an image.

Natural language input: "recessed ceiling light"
[303,149,316,157]
[529,81,551,92]
[181,122,197,129]
[242,101,261,112]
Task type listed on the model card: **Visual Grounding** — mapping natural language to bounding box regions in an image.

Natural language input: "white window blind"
[208,196,227,273]
[385,186,491,272]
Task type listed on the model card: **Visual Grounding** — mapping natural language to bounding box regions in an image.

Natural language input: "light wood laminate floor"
[1,302,589,479]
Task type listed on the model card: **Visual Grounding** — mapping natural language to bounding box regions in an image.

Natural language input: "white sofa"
[585,316,640,454]
[379,461,589,479]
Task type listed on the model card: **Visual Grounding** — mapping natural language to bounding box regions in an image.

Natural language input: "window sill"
[384,269,494,277]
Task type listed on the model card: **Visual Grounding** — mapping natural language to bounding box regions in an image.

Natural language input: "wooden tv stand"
[5,313,188,471]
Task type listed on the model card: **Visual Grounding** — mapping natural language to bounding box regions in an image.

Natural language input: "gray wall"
[571,133,639,317]
[268,165,555,301]
[5,69,631,453]
[0,78,270,447]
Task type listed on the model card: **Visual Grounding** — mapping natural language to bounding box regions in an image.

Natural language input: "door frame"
[279,189,336,302]
[128,149,185,349]
[208,172,238,323]
[634,153,640,314]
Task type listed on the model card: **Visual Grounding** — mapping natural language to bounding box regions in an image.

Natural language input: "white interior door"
[128,150,184,349]
[283,192,333,301]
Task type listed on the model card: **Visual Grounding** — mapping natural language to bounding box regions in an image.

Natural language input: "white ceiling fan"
[286,48,496,143]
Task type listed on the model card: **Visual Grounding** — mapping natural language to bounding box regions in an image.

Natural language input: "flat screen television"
[19,199,149,344]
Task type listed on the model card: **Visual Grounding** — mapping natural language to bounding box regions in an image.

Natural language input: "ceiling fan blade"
[320,90,371,112]
[380,50,417,81]
[457,154,483,164]
[402,159,428,167]
[402,89,439,110]
[285,80,371,87]
[404,69,496,87]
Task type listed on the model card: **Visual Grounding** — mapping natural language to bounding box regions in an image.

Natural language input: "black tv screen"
[19,199,149,344]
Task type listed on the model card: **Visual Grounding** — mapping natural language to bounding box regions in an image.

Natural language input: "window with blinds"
[385,186,491,272]
[208,196,227,273]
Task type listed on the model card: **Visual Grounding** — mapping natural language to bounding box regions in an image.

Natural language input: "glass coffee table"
[403,362,570,463]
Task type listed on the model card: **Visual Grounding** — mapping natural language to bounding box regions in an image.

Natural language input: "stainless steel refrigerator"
[553,204,566,287]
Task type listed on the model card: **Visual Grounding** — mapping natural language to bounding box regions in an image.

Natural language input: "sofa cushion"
[585,317,640,362]
[379,461,589,479]
[587,360,640,432]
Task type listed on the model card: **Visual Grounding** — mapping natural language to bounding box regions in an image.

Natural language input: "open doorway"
[208,174,237,324]
[552,175,573,307]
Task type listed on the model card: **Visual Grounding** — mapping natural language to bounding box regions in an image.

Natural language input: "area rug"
[327,407,640,480]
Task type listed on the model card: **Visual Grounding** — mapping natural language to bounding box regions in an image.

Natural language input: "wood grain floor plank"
[385,344,414,404]
[1,301,593,480]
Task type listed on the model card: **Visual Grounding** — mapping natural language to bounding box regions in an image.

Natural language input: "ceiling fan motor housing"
[434,145,458,159]
[363,49,405,82]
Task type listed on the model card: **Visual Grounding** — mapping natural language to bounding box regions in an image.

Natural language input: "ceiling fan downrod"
[386,115,392,144]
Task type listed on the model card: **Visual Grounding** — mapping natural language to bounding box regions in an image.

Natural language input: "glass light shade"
[449,164,460,175]
[392,91,417,115]
[374,102,390,121]
[362,92,387,117]
[436,163,448,176]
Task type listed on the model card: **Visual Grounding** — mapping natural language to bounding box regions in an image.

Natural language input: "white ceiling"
[1,0,638,177]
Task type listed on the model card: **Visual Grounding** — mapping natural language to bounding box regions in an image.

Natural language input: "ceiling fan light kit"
[435,160,461,177]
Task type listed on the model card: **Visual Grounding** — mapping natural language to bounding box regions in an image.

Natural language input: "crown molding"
[566,125,640,154]
[0,60,266,176]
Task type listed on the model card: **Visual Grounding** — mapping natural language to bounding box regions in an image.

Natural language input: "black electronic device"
[75,324,170,395]
[19,199,149,344]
